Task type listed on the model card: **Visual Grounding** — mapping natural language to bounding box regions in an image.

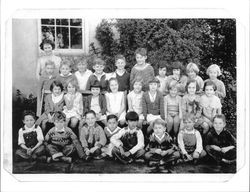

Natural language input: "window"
[40,18,84,52]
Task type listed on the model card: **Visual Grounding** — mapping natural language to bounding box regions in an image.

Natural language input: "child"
[156,61,168,95]
[79,110,107,160]
[36,39,61,80]
[105,78,126,126]
[44,111,85,163]
[182,79,203,129]
[130,48,155,91]
[102,114,122,157]
[177,114,206,164]
[164,81,182,140]
[204,64,226,100]
[186,62,204,94]
[83,80,107,126]
[165,61,188,96]
[56,60,76,90]
[144,119,180,166]
[86,57,109,94]
[127,77,144,128]
[111,111,145,164]
[200,80,222,134]
[74,56,93,94]
[15,110,46,162]
[37,60,57,116]
[142,78,165,133]
[36,80,65,133]
[205,114,236,164]
[63,79,83,131]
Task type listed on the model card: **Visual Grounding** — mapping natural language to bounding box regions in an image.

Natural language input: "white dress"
[105,92,126,121]
[63,92,83,119]
[127,90,144,120]
[74,70,93,91]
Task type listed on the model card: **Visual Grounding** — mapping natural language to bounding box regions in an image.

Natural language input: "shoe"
[193,159,198,165]
[93,155,103,160]
[159,160,166,166]
[135,158,145,163]
[221,158,236,164]
[61,156,72,163]
[37,156,47,163]
[148,161,159,167]
[46,157,52,163]
[127,158,133,164]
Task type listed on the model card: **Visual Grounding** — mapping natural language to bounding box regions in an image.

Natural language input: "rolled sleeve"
[129,130,144,155]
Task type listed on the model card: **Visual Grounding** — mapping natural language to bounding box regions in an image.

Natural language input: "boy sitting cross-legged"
[111,111,145,164]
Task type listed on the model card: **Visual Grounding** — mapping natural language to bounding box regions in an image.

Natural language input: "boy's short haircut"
[115,54,126,63]
[158,60,167,70]
[75,55,88,65]
[206,64,222,76]
[182,114,195,123]
[65,78,79,92]
[85,110,96,117]
[90,80,102,90]
[50,80,64,92]
[133,76,144,86]
[203,80,217,91]
[22,110,37,120]
[185,79,200,92]
[60,59,71,69]
[135,48,147,57]
[152,119,166,129]
[125,111,139,121]
[186,62,199,74]
[171,61,184,74]
[93,57,106,67]
[39,39,55,50]
[54,111,66,121]
[213,114,226,123]
[45,60,56,68]
[107,114,118,122]
[167,80,178,91]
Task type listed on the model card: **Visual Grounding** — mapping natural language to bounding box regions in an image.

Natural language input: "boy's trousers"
[15,145,45,160]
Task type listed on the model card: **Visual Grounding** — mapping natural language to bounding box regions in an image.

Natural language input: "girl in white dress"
[105,78,126,126]
[63,79,83,131]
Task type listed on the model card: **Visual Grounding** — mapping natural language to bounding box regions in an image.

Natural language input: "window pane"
[41,26,55,41]
[41,19,54,25]
[70,27,82,49]
[70,19,82,26]
[56,27,69,49]
[56,19,69,26]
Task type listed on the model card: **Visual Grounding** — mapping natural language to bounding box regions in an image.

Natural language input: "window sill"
[54,49,86,56]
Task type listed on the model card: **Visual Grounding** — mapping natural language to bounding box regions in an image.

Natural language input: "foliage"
[95,19,236,135]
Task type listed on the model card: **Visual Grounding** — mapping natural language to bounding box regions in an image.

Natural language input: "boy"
[15,110,46,162]
[79,110,107,160]
[156,61,168,96]
[130,48,155,91]
[144,119,180,166]
[86,57,109,94]
[111,111,145,164]
[205,114,236,164]
[177,114,206,164]
[44,111,84,163]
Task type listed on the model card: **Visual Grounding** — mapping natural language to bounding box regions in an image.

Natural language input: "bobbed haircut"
[206,64,222,76]
[85,110,96,117]
[54,111,66,121]
[115,54,126,63]
[75,56,89,66]
[185,79,200,93]
[50,80,64,92]
[152,118,166,129]
[22,110,37,121]
[182,114,196,123]
[45,60,55,68]
[125,111,139,121]
[93,57,106,67]
[171,61,184,75]
[133,76,144,87]
[65,78,79,92]
[158,60,167,69]
[186,62,199,74]
[167,80,178,91]
[213,114,226,123]
[107,114,118,122]
[39,39,55,50]
[135,48,147,57]
[203,80,217,91]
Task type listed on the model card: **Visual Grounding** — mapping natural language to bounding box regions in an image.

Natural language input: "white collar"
[60,72,72,77]
[55,127,65,132]
[52,93,64,103]
[24,124,35,130]
[153,133,165,141]
[106,127,120,134]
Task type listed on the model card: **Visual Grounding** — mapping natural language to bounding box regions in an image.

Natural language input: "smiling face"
[54,119,65,130]
[60,64,71,76]
[187,82,197,95]
[43,43,53,55]
[173,68,181,77]
[205,85,215,97]
[67,82,76,94]
[213,117,225,133]
[127,120,138,130]
[169,86,178,97]
[115,59,126,70]
[85,113,96,127]
[91,87,101,97]
[153,124,165,137]
[109,80,119,93]
[183,118,195,131]
[135,54,147,65]
[149,82,158,92]
[188,70,197,79]
[23,115,35,128]
[93,64,105,75]
[77,62,87,73]
[45,64,55,75]
[52,85,62,96]
[107,118,118,132]
[133,81,143,93]
[208,69,218,80]
[158,67,167,77]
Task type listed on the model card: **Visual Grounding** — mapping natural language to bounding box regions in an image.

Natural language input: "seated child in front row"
[111,111,145,164]
[15,110,46,162]
[177,114,206,164]
[144,119,180,166]
[205,114,236,164]
[102,114,122,157]
[44,111,85,163]
[36,80,65,133]
[79,110,107,160]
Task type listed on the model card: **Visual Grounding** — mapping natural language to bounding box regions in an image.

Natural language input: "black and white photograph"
[1,1,249,192]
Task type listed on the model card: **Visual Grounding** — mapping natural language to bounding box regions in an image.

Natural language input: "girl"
[164,81,182,140]
[182,79,203,129]
[156,61,168,96]
[204,64,226,100]
[105,78,126,126]
[36,39,61,80]
[200,80,222,134]
[36,80,65,133]
[127,77,144,128]
[63,79,83,131]
[165,61,188,96]
[186,62,204,94]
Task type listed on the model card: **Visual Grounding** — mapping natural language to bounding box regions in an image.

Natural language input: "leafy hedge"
[94,19,236,135]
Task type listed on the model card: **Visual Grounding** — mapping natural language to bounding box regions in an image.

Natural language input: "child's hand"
[124,151,131,157]
[85,149,90,156]
[193,151,200,159]
[26,148,32,156]
[221,147,229,153]
[119,146,125,156]
[96,113,102,120]
[160,150,168,156]
[155,149,162,154]
[211,145,221,151]
[89,146,98,154]
[184,154,193,161]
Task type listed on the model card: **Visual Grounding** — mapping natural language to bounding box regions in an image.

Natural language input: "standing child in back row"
[156,61,168,96]
[130,48,155,91]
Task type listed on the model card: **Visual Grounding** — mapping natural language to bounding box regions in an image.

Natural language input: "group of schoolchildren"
[15,39,236,167]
